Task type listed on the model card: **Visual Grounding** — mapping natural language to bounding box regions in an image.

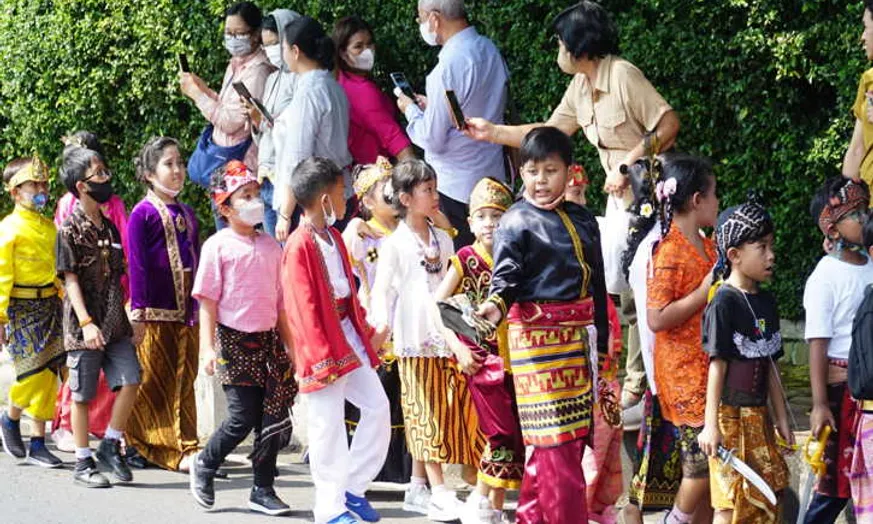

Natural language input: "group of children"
[1,122,873,524]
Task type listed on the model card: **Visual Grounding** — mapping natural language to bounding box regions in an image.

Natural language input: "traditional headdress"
[567,164,588,188]
[818,179,870,236]
[353,156,393,198]
[469,177,514,215]
[5,155,50,193]
[716,193,773,263]
[212,160,258,205]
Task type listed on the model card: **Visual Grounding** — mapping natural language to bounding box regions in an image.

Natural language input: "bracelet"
[79,316,93,328]
[278,211,290,221]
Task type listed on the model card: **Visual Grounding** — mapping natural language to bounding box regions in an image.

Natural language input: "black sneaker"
[248,486,292,516]
[73,457,110,488]
[189,451,216,509]
[27,439,63,468]
[124,446,150,469]
[95,438,133,482]
[0,413,26,459]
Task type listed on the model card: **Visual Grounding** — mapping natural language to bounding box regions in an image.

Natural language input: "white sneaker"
[52,429,76,453]
[460,493,495,524]
[402,483,431,515]
[427,490,463,522]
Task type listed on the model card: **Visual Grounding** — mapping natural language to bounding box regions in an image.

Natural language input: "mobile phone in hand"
[444,89,467,131]
[232,81,274,126]
[390,72,416,100]
[177,53,190,73]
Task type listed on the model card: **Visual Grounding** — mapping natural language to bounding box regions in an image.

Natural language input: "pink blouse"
[337,69,412,165]
[194,50,275,177]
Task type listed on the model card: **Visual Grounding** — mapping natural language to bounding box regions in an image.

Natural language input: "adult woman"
[273,16,354,241]
[333,16,415,165]
[124,137,200,472]
[250,9,301,237]
[180,2,273,194]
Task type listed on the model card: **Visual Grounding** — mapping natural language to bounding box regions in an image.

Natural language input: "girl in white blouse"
[369,159,484,521]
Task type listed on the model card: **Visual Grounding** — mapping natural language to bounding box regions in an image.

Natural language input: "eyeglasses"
[84,169,113,182]
[416,9,439,24]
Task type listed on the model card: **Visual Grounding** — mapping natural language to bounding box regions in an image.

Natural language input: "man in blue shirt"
[397,0,508,249]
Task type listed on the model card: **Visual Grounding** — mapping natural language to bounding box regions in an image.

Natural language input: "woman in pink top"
[179,2,274,179]
[333,16,415,165]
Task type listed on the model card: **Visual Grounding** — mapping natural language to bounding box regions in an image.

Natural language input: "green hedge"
[0,0,866,319]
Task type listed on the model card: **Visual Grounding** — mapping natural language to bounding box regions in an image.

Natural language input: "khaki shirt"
[546,54,673,176]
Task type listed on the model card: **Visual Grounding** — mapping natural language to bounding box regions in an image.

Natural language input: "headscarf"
[817,179,870,236]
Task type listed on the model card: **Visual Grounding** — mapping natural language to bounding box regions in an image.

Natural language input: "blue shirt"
[404,26,508,203]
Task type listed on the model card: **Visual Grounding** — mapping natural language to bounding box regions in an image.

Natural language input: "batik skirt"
[628,390,682,510]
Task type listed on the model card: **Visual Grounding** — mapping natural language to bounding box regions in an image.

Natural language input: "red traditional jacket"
[282,225,379,393]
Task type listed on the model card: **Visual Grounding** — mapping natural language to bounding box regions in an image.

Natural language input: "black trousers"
[201,385,279,488]
[439,192,474,250]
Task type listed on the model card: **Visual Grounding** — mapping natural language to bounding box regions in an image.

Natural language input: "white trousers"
[306,364,390,523]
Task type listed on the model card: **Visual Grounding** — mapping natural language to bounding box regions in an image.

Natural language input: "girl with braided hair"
[697,195,791,523]
[646,154,719,524]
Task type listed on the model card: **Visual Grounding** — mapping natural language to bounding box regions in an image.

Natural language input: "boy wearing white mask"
[189,160,297,516]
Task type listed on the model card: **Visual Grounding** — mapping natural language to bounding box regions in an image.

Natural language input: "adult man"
[397,0,508,249]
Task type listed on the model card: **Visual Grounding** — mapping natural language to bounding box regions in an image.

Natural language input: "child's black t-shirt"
[702,284,784,407]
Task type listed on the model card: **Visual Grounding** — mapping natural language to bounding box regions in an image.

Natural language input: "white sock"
[432,484,448,496]
[411,476,428,487]
[75,447,92,460]
[466,491,485,506]
[104,426,123,441]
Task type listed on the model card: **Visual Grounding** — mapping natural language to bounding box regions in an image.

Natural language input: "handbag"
[187,124,252,189]
[437,294,496,347]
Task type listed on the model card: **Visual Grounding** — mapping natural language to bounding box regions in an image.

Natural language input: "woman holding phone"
[179,2,273,185]
[272,16,354,241]
[333,16,415,165]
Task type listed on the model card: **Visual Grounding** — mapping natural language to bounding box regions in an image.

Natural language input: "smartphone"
[444,89,466,131]
[389,72,416,100]
[232,81,274,126]
[177,53,190,73]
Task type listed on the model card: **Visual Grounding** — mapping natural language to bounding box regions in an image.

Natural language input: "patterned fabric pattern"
[507,299,595,447]
[5,297,64,380]
[817,381,858,499]
[851,411,873,520]
[628,391,682,510]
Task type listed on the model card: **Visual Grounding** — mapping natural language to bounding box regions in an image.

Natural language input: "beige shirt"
[546,54,672,177]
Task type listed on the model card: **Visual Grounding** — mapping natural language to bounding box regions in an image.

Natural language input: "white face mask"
[151,179,182,199]
[224,34,253,57]
[322,197,337,227]
[557,46,576,75]
[419,19,438,47]
[352,48,375,70]
[235,198,266,226]
[265,44,283,68]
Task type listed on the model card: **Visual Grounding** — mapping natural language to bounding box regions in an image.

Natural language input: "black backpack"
[849,284,873,400]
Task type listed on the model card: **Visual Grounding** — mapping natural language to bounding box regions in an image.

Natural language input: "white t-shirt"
[628,224,661,394]
[315,232,367,363]
[803,255,873,360]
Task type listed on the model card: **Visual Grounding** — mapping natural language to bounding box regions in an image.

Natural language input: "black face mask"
[86,180,114,204]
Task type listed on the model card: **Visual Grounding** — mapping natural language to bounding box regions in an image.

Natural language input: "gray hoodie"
[256,9,301,180]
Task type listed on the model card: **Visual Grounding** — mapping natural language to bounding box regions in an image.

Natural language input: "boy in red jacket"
[282,157,390,524]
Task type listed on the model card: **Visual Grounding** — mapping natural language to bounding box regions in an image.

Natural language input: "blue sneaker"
[345,492,380,522]
[327,511,359,524]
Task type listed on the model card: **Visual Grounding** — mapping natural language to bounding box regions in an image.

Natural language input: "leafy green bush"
[0,0,866,318]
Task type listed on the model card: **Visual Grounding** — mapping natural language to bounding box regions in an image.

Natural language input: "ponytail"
[284,16,335,70]
[654,154,714,241]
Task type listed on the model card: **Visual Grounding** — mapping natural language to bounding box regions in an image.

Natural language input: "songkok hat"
[353,156,392,198]
[5,156,50,193]
[212,160,258,205]
[469,177,513,215]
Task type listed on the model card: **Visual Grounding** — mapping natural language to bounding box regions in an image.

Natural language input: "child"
[52,132,126,453]
[646,154,719,524]
[849,212,873,520]
[342,157,412,486]
[369,159,484,522]
[125,137,200,472]
[188,160,296,516]
[56,143,141,487]
[803,178,873,523]
[697,195,792,523]
[621,156,682,523]
[434,176,522,524]
[282,157,390,524]
[0,156,65,468]
[478,126,611,524]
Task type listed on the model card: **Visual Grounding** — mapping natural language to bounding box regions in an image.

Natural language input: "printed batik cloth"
[851,409,873,521]
[507,298,595,447]
[709,404,788,523]
[5,296,64,380]
[628,390,682,511]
